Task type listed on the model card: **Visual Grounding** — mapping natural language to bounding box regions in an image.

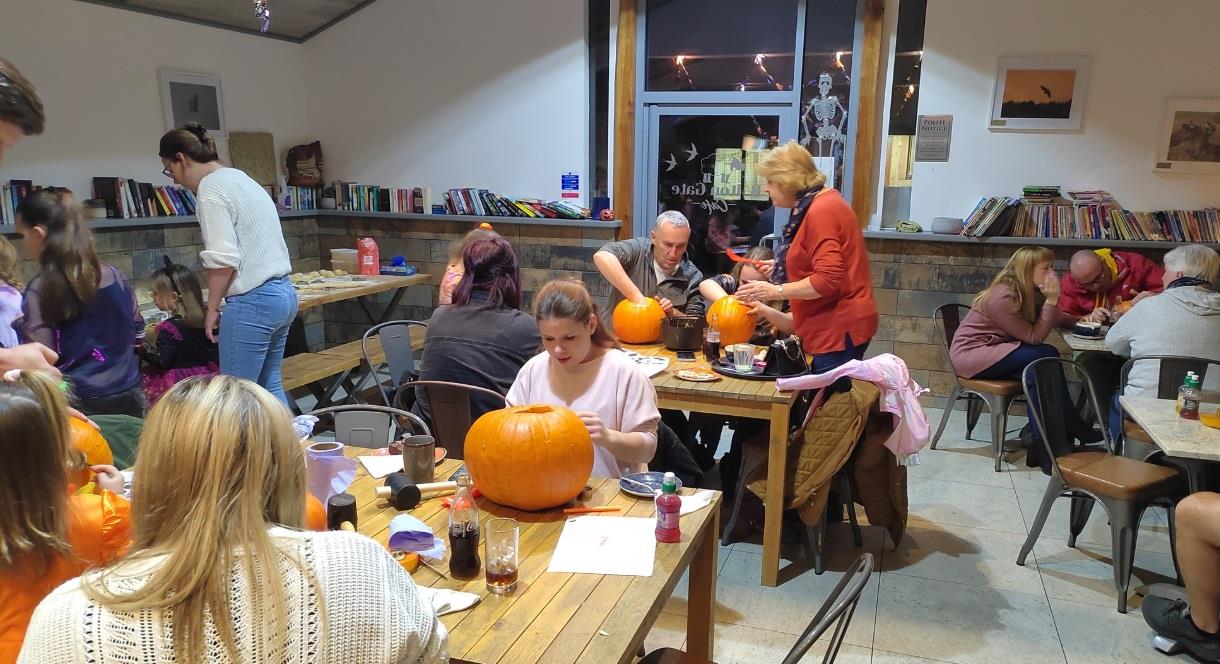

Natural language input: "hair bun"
[182,122,209,141]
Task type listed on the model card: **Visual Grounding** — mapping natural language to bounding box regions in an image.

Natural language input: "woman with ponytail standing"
[158,123,297,403]
[14,190,145,416]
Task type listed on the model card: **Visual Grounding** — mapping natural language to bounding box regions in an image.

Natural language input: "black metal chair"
[396,380,506,460]
[362,320,428,406]
[1015,357,1181,613]
[929,304,1026,472]
[1116,355,1218,450]
[640,553,874,664]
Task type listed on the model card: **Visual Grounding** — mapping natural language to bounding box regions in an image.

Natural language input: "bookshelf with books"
[331,181,594,220]
[90,177,197,220]
[1,179,63,225]
[958,187,1218,245]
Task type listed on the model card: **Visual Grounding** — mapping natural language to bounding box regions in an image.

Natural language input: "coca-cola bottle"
[448,474,481,579]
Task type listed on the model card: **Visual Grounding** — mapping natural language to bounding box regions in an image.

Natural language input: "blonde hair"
[0,235,23,290]
[150,261,206,329]
[731,246,774,282]
[0,370,72,576]
[754,140,826,194]
[82,375,315,662]
[448,226,500,264]
[973,246,1056,323]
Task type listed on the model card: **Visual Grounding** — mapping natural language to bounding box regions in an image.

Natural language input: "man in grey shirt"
[593,210,706,317]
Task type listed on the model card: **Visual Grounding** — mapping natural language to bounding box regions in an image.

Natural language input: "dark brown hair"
[159,122,219,163]
[0,58,45,135]
[151,260,207,329]
[0,371,72,577]
[533,279,619,349]
[452,237,522,310]
[730,246,774,281]
[17,189,102,325]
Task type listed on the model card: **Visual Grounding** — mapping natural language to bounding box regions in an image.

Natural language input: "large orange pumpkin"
[612,298,665,344]
[463,404,594,511]
[707,296,757,346]
[69,417,115,487]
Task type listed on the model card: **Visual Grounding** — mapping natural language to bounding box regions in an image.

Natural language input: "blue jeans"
[220,276,298,404]
[812,333,870,374]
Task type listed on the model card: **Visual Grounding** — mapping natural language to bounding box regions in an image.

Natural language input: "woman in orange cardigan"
[738,141,877,372]
[0,371,131,663]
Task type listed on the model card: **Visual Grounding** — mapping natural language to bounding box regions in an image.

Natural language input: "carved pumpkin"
[1114,299,1134,315]
[69,417,114,487]
[464,404,594,511]
[305,493,328,530]
[613,298,665,344]
[707,295,757,346]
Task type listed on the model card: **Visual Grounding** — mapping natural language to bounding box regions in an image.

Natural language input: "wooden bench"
[281,326,428,410]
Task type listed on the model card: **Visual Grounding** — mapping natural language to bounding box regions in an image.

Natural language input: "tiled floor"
[643,408,1180,663]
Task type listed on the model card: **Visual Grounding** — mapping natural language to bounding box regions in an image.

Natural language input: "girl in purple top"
[14,190,145,417]
[0,236,23,348]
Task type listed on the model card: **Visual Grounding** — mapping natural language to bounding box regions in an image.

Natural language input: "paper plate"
[675,369,720,382]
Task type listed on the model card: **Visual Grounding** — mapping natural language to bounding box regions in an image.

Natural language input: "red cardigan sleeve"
[1122,251,1166,294]
[796,193,849,298]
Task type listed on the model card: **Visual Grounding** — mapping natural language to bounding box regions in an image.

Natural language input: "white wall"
[910,0,1220,223]
[304,0,589,206]
[0,0,313,198]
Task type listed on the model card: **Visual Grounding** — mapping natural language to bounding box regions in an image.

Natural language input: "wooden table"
[626,343,797,587]
[294,273,430,323]
[343,449,721,663]
[1058,329,1110,353]
[1119,396,1220,492]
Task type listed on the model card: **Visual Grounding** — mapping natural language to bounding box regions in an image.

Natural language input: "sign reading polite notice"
[915,114,953,162]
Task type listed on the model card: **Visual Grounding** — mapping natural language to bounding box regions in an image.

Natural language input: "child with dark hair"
[140,258,219,404]
[14,190,145,417]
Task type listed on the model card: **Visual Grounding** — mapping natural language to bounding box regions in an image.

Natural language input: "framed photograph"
[158,69,227,138]
[1154,99,1220,174]
[988,56,1090,132]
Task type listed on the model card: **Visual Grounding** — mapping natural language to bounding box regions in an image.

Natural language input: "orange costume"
[0,490,131,664]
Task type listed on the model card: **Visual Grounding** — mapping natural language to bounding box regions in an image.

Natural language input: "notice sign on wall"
[561,172,580,199]
[915,115,953,162]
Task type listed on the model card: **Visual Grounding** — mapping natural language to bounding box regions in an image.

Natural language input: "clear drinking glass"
[484,517,519,594]
[731,343,755,372]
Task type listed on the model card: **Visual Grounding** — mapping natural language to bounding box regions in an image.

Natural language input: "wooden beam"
[850,0,886,227]
[612,0,638,240]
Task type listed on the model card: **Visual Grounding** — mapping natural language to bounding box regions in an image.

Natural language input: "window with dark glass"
[882,0,926,226]
[644,0,799,92]
[799,1,857,193]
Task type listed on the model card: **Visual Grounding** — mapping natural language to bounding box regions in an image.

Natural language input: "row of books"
[92,177,197,219]
[0,179,40,225]
[334,183,433,214]
[442,188,591,220]
[964,196,1219,242]
[281,185,323,211]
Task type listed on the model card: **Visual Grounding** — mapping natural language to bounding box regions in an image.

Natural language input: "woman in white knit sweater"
[19,375,448,663]
[158,124,298,404]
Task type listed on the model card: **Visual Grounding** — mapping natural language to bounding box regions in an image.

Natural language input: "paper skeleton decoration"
[801,72,847,158]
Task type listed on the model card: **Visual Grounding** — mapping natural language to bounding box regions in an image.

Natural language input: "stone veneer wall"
[314,216,619,346]
[864,238,1170,408]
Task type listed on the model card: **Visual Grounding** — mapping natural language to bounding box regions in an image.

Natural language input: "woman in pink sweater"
[507,280,660,478]
[950,247,1099,472]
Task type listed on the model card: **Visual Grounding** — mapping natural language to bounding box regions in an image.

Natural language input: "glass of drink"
[703,326,721,363]
[484,517,520,594]
[731,343,755,372]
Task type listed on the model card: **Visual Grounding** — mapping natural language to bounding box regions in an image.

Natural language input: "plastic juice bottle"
[1176,372,1198,415]
[654,472,681,543]
[1179,374,1202,421]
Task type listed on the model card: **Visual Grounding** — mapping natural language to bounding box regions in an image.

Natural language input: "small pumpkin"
[1114,299,1134,315]
[69,417,114,487]
[613,298,665,344]
[707,295,757,346]
[304,493,328,530]
[464,404,594,511]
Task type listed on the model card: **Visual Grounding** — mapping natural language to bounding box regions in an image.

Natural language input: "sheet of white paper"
[358,454,403,479]
[622,351,670,378]
[547,516,656,576]
[679,489,715,515]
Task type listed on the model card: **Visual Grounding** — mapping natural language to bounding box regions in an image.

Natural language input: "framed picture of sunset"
[988,56,1090,131]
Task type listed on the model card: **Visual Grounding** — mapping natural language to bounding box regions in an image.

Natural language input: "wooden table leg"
[762,401,790,587]
[687,502,718,660]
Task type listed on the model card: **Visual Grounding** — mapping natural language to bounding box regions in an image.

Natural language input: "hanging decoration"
[253,0,271,33]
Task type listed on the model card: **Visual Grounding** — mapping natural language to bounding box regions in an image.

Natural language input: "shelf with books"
[864,229,1219,250]
[958,193,1218,244]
